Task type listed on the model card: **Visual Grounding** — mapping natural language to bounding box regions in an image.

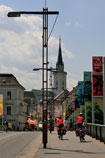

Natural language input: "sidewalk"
[35,130,105,158]
[35,130,83,158]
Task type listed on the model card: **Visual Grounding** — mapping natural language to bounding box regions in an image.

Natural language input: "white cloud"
[65,18,82,29]
[0,5,75,91]
[67,71,79,91]
[1,65,42,90]
[63,47,74,59]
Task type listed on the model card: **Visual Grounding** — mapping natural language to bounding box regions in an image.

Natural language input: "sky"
[0,0,105,91]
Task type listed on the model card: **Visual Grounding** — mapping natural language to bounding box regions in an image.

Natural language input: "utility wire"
[48,14,59,41]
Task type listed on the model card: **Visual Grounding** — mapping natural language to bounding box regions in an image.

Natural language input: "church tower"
[53,37,67,96]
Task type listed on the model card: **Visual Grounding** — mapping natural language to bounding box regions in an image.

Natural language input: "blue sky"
[0,0,105,91]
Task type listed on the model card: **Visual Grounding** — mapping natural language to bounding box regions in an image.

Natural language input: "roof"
[0,73,25,89]
[54,89,69,102]
[32,89,55,102]
[56,37,64,67]
[68,85,78,96]
[32,89,42,99]
[24,91,35,98]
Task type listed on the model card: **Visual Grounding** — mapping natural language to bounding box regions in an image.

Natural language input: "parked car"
[8,123,15,131]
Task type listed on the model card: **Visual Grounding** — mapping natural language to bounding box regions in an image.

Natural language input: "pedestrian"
[5,120,8,132]
[49,116,53,133]
[70,119,73,131]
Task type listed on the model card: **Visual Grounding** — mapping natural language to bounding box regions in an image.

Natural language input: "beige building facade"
[0,73,27,130]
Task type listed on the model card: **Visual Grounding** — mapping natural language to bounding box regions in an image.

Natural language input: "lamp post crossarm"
[33,68,56,71]
[7,11,59,17]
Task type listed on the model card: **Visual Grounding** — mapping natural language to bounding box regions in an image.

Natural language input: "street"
[0,130,105,158]
[0,131,42,158]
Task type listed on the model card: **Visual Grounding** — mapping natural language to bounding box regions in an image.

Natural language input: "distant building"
[32,89,55,121]
[54,89,69,119]
[32,89,42,121]
[24,91,37,119]
[0,73,27,130]
[53,37,67,96]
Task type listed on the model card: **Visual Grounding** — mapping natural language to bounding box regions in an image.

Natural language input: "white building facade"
[0,74,27,130]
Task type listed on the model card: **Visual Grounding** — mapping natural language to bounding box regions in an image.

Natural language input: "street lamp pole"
[7,8,59,149]
[42,8,48,148]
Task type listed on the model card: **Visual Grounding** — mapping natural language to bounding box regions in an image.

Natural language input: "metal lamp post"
[7,8,59,149]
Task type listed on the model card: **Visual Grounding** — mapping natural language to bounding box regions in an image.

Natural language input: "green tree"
[81,103,92,123]
[86,103,92,123]
[65,101,72,120]
[95,103,103,124]
[82,102,103,124]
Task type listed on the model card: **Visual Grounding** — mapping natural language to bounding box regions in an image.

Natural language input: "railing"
[85,123,105,143]
[73,123,105,143]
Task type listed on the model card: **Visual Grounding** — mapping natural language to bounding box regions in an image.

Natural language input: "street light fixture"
[33,68,41,71]
[33,68,56,71]
[7,12,21,17]
[7,8,59,149]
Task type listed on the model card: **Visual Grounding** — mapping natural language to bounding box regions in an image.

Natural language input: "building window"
[56,81,58,85]
[62,87,64,90]
[56,87,58,90]
[7,106,11,115]
[7,91,11,99]
[62,81,64,85]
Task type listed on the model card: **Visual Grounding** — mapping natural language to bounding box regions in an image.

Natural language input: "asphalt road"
[0,131,42,158]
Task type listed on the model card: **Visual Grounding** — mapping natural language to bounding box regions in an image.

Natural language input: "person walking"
[5,120,8,132]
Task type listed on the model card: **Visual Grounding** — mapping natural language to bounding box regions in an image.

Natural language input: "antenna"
[45,0,46,7]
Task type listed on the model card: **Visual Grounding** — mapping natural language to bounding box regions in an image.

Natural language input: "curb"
[16,133,42,158]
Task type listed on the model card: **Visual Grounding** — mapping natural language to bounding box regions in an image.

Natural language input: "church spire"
[56,36,64,71]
